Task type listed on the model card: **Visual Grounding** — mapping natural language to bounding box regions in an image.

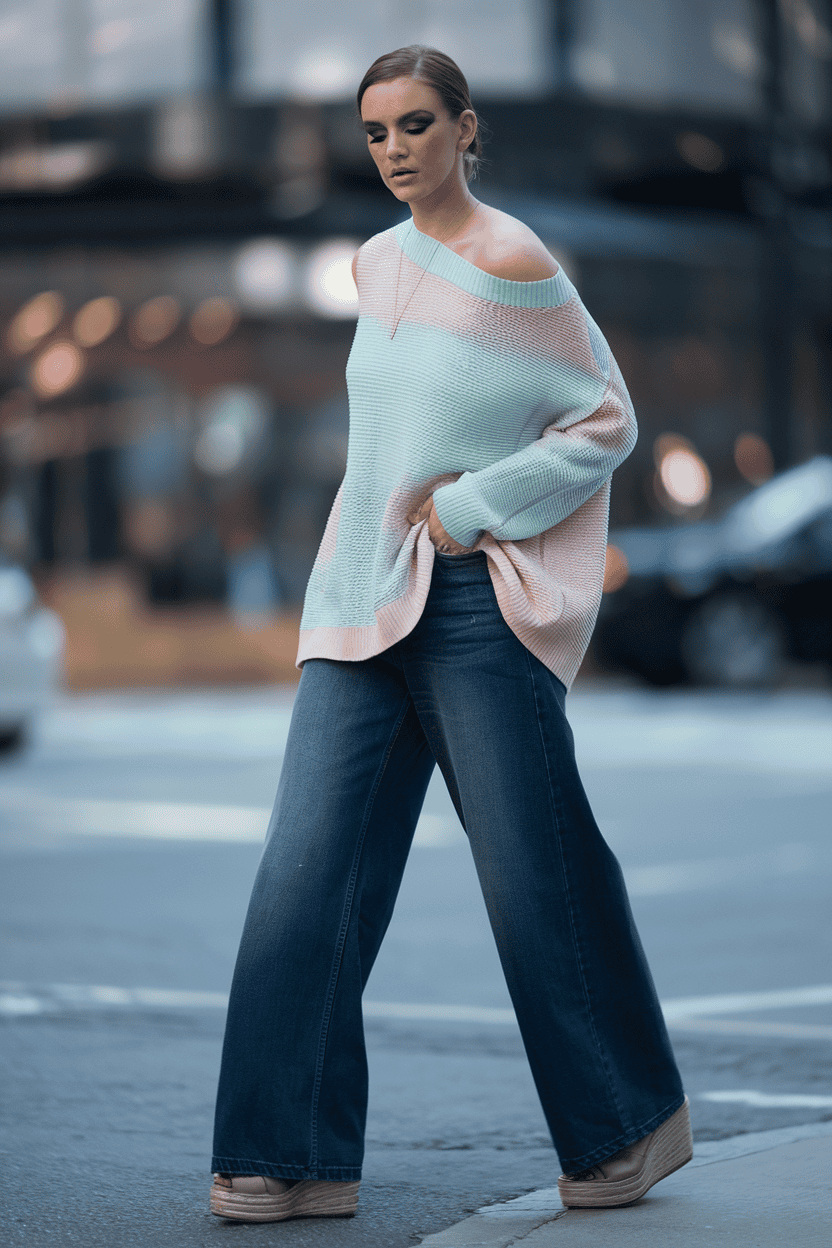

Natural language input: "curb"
[418,1120,832,1247]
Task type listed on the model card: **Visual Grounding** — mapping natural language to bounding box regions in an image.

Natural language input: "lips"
[391,169,416,178]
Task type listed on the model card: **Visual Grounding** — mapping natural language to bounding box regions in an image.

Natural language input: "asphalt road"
[1,683,831,1247]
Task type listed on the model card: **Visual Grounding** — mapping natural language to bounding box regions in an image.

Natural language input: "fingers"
[433,536,470,555]
[426,509,470,556]
[407,495,471,555]
[406,497,432,526]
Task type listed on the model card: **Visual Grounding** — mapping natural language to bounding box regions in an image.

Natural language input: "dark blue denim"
[212,552,684,1180]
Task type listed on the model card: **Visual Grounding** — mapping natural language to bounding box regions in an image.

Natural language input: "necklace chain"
[390,201,479,339]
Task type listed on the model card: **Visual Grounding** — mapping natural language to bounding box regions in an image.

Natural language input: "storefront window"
[237,0,553,100]
[570,0,765,117]
[0,0,208,113]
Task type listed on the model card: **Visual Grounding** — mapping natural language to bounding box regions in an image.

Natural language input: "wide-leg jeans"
[212,551,684,1180]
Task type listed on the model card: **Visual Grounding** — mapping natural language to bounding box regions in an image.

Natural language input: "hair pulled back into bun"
[357,45,484,181]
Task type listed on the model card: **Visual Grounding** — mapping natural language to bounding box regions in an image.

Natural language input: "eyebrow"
[362,109,435,131]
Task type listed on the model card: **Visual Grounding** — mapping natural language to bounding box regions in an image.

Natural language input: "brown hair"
[357,46,484,182]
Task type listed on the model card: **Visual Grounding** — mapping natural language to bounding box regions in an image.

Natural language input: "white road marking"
[0,793,826,899]
[24,690,832,776]
[410,814,466,847]
[0,983,513,1023]
[661,984,832,1020]
[701,1090,832,1109]
[32,695,296,761]
[667,1018,832,1041]
[362,1000,515,1024]
[3,982,832,1033]
[0,794,461,848]
[0,984,229,1014]
[0,993,42,1016]
[567,692,832,777]
[0,794,269,841]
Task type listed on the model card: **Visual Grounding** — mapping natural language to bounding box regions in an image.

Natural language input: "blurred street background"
[0,1,830,1244]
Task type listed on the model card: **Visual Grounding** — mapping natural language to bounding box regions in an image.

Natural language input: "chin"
[387,181,417,201]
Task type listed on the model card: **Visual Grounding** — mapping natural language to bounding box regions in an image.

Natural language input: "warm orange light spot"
[189,297,240,346]
[6,291,64,354]
[31,340,85,397]
[73,296,122,347]
[130,296,181,348]
[734,432,774,486]
[603,544,629,593]
[653,432,695,466]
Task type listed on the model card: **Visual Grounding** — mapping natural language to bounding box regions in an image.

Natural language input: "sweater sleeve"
[432,350,637,548]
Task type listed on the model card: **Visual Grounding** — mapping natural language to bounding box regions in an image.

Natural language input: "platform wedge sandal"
[210,1174,360,1222]
[557,1097,692,1208]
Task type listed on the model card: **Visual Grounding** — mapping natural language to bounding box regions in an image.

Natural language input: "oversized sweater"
[297,219,637,690]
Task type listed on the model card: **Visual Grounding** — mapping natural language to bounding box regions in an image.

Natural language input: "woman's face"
[360,76,475,204]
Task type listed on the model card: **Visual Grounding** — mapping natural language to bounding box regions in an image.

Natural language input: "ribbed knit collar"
[395,219,573,309]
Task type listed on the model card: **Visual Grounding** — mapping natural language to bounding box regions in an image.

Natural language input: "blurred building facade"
[0,0,830,614]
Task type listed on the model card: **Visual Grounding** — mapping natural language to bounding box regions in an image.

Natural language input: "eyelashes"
[367,125,429,144]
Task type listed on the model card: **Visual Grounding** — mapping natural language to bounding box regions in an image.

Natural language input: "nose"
[386,128,407,160]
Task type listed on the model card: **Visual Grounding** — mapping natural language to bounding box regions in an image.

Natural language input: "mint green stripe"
[395,221,574,309]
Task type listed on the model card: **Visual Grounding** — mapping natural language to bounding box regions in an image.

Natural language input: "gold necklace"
[390,201,479,339]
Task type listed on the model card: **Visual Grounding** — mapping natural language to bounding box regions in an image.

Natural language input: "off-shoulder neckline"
[394,220,574,310]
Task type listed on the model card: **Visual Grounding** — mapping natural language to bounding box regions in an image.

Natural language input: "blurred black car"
[594,456,832,688]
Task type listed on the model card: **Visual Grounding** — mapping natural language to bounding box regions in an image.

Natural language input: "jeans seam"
[308,691,413,1169]
[523,646,625,1127]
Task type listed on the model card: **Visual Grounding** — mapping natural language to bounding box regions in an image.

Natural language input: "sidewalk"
[420,1122,832,1246]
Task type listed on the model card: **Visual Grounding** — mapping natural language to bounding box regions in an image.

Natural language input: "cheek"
[423,132,455,173]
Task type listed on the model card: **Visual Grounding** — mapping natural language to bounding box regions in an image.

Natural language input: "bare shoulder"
[469,206,559,282]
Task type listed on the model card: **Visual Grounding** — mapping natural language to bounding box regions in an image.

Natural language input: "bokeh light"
[675,131,724,172]
[234,239,295,310]
[194,387,267,477]
[189,297,240,346]
[603,544,629,593]
[653,433,712,511]
[73,296,122,347]
[289,49,358,100]
[195,421,245,475]
[660,449,712,508]
[130,296,181,347]
[6,291,65,354]
[304,240,359,318]
[734,432,774,485]
[31,340,86,398]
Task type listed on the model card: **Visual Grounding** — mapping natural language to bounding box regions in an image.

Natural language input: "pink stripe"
[358,234,600,374]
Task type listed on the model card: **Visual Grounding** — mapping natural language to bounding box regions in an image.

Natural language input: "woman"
[210,45,691,1224]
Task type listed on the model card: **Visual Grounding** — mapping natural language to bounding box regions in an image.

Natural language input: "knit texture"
[297,220,637,689]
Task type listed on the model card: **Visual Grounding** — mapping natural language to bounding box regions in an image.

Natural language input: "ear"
[457,109,477,153]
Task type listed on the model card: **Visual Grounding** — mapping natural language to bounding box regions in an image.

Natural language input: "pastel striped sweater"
[297,219,637,689]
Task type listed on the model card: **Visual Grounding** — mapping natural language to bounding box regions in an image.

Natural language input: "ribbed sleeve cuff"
[432,475,486,548]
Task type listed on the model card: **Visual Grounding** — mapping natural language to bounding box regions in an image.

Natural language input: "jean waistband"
[433,549,487,565]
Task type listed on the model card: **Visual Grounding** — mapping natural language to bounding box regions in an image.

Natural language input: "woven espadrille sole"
[558,1097,692,1209]
[210,1179,360,1223]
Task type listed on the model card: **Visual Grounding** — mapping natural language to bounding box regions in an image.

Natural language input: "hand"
[407,495,472,555]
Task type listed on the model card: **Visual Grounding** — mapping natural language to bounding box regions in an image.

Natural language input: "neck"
[408,169,478,241]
